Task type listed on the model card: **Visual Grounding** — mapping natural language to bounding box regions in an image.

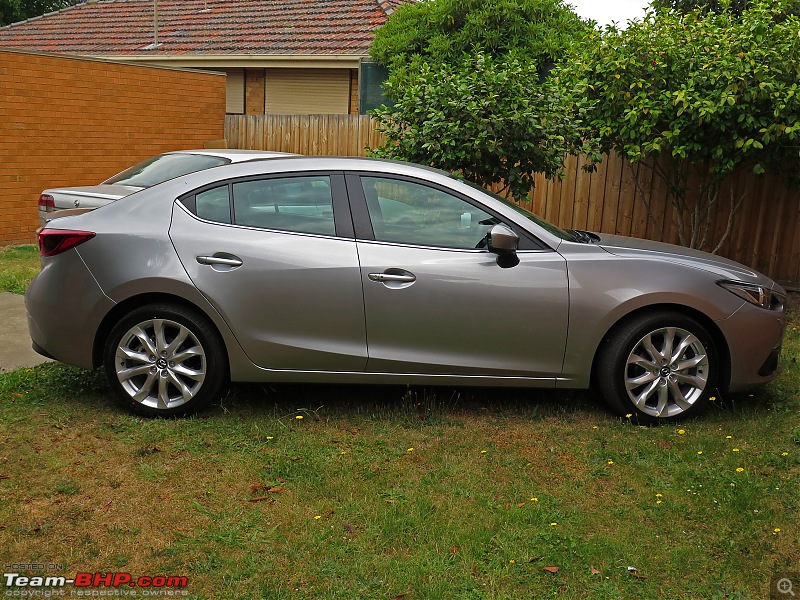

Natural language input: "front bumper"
[718,300,786,393]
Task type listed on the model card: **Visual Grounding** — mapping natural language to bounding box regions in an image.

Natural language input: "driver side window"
[360,177,500,249]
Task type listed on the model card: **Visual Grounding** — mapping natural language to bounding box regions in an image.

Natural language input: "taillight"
[38,194,55,212]
[38,229,96,257]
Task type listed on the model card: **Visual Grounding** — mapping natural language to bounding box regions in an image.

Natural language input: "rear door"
[170,173,367,372]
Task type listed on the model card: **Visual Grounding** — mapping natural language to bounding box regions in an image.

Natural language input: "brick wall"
[0,49,226,246]
[245,69,265,115]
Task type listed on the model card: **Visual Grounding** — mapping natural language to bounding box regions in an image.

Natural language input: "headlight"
[718,281,785,310]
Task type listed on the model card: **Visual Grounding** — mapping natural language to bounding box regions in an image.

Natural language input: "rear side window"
[232,176,335,236]
[196,186,231,224]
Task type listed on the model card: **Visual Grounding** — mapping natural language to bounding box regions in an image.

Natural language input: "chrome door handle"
[368,273,416,283]
[197,255,243,267]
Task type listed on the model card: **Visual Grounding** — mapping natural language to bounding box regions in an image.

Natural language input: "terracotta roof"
[0,0,406,56]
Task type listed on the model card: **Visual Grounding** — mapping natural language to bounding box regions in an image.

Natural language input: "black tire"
[103,303,228,417]
[596,311,718,424]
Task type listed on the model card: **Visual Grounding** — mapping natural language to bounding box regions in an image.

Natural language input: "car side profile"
[25,157,786,422]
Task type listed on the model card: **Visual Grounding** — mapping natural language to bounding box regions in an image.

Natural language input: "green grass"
[0,244,40,294]
[0,247,797,597]
[0,300,798,598]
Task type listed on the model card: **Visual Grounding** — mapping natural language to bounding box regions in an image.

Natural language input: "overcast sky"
[567,0,650,28]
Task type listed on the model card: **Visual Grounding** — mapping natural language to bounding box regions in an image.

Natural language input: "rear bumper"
[25,250,115,370]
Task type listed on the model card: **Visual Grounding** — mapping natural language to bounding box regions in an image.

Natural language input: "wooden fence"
[225,114,800,286]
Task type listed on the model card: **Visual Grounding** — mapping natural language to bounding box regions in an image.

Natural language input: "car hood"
[595,233,776,287]
[43,184,142,200]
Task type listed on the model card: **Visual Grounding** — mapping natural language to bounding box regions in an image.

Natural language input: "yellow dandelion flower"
[509,560,515,564]
[782,452,789,457]
[656,500,663,505]
[481,450,487,454]
[340,451,347,455]
[697,451,703,455]
[550,522,558,526]
[314,515,321,520]
[774,528,781,533]
[678,429,686,435]
[736,467,744,472]
[656,493,663,498]
[733,448,740,452]
[593,425,599,429]
[531,497,539,502]
[709,396,716,401]
[266,436,274,440]
[625,413,633,418]
[607,460,614,465]
[726,435,732,439]
[407,447,414,452]
[295,415,303,420]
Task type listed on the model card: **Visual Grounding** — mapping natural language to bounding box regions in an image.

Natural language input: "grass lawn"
[0,244,39,295]
[0,247,797,599]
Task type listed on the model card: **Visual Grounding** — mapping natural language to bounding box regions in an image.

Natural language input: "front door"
[352,175,569,378]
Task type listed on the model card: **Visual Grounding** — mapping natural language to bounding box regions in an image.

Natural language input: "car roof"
[166,149,297,162]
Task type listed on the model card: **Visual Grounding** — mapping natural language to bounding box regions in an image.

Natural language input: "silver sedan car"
[25,157,787,422]
[37,149,294,227]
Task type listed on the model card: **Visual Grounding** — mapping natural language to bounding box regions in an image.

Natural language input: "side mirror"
[486,224,519,255]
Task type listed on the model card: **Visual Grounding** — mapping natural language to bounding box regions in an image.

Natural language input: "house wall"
[0,49,226,246]
[245,69,266,115]
[225,67,360,115]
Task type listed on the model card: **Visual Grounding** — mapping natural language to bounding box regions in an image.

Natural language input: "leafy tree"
[0,0,81,27]
[371,0,592,70]
[650,0,800,17]
[556,0,800,251]
[371,53,595,202]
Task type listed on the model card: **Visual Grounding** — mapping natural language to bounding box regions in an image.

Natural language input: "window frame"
[177,172,354,239]
[343,173,548,251]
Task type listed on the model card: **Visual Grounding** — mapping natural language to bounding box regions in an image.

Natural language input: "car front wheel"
[597,311,718,423]
[103,303,227,417]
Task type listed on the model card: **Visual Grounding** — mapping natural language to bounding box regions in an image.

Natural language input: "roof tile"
[0,0,406,56]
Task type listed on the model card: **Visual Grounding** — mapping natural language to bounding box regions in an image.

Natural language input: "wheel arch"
[590,303,732,394]
[92,292,230,370]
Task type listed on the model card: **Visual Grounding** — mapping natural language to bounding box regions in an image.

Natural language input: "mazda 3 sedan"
[25,157,786,422]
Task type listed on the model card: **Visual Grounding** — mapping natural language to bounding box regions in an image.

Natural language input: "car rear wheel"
[597,311,718,423]
[103,303,227,417]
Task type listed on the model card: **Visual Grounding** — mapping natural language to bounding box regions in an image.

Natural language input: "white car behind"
[37,149,295,226]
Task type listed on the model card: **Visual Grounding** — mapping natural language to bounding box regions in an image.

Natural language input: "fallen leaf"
[543,566,559,573]
[343,524,355,533]
[631,573,648,579]
[517,503,526,508]
[250,483,270,493]
[384,499,398,504]
[658,440,672,449]
[449,546,460,554]
[12,393,24,398]
[248,496,275,503]
[591,566,601,575]
[100,501,112,513]
[54,424,64,430]
[268,487,285,493]
[0,475,9,480]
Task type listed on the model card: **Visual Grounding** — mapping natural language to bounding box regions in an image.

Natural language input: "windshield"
[459,179,577,241]
[104,153,231,188]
